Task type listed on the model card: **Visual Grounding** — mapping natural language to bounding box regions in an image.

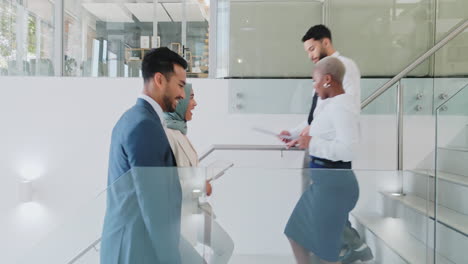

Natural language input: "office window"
[64,0,210,78]
[0,0,55,76]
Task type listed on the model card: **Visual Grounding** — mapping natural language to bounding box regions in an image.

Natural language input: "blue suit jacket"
[100,99,182,264]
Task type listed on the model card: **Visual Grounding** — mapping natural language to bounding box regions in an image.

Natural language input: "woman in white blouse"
[165,84,234,264]
[284,57,360,264]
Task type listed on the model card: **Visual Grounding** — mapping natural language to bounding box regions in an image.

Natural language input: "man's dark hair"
[301,24,332,43]
[142,47,188,83]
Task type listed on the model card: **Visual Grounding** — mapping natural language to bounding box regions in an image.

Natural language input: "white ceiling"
[82,2,206,23]
[82,3,134,23]
[124,3,171,22]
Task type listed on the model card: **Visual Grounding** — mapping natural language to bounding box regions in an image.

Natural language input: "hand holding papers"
[252,127,293,141]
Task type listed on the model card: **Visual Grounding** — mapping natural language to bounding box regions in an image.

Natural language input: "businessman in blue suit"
[100,47,187,264]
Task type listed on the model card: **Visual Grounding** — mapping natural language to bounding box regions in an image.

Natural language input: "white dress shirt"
[138,94,166,128]
[308,94,359,162]
[289,51,361,138]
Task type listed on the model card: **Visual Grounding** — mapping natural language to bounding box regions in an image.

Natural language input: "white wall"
[0,76,435,262]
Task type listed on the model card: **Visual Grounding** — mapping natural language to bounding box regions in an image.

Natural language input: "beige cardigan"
[166,128,199,167]
[166,128,203,245]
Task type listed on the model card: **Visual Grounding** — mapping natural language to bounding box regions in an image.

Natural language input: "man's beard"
[163,94,175,112]
[319,51,327,61]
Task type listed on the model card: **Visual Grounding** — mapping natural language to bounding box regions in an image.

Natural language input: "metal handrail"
[360,19,468,173]
[68,144,302,263]
[67,238,101,264]
[199,144,302,161]
[361,19,468,110]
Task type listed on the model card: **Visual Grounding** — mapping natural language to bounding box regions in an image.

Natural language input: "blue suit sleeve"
[126,119,182,264]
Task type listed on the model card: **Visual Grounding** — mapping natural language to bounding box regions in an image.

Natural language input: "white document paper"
[252,127,293,140]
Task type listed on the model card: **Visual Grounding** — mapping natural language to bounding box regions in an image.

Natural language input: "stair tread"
[381,192,468,235]
[411,169,468,187]
[438,146,468,152]
[352,212,452,264]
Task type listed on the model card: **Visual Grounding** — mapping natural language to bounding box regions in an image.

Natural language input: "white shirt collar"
[138,94,166,127]
[330,51,340,58]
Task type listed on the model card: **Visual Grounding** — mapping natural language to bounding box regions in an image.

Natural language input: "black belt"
[310,156,351,168]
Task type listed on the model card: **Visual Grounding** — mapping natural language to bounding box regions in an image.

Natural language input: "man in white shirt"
[280,25,360,143]
[279,25,373,264]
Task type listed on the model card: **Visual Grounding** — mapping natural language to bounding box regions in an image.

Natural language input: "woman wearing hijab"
[284,57,360,264]
[165,83,234,264]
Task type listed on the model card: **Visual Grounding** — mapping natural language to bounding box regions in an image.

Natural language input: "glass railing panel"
[433,20,468,79]
[433,77,468,110]
[217,0,323,78]
[215,0,465,78]
[221,20,468,116]
[329,0,435,77]
[14,165,439,264]
[376,46,439,263]
[361,80,397,115]
[435,84,468,264]
[208,167,303,263]
[226,78,423,115]
[206,168,431,263]
[400,60,437,177]
[431,21,468,262]
[227,79,314,114]
[359,82,399,171]
[435,0,468,44]
[227,78,429,115]
[224,76,466,115]
[224,77,464,115]
[200,148,437,262]
[215,1,467,79]
[186,19,210,78]
[18,167,209,264]
[0,0,56,76]
[63,0,210,78]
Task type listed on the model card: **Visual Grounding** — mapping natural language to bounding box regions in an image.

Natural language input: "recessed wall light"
[18,179,33,203]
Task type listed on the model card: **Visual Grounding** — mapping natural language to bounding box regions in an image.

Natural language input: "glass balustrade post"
[53,0,63,76]
[393,80,406,196]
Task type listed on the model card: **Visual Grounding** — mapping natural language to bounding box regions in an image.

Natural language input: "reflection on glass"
[221,0,467,78]
[329,0,435,77]
[0,0,55,76]
[434,19,468,77]
[435,83,468,264]
[15,166,448,263]
[187,20,209,78]
[64,0,210,78]
[225,1,323,78]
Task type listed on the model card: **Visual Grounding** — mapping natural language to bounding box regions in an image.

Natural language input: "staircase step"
[381,192,468,236]
[436,147,468,176]
[411,170,468,187]
[351,212,453,264]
